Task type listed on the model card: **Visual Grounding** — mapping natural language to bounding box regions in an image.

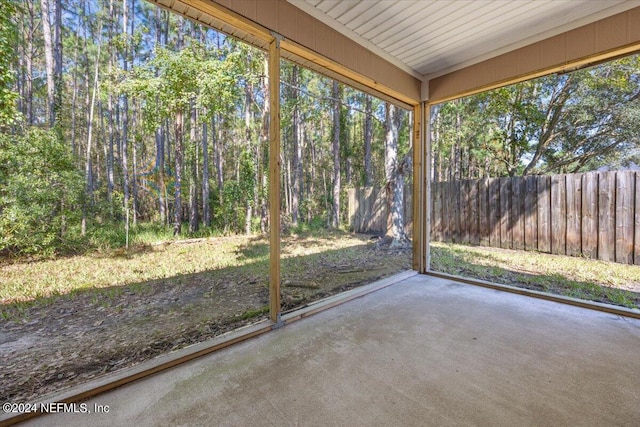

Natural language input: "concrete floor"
[23,274,640,426]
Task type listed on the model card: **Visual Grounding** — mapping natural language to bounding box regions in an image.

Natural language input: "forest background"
[1,0,417,259]
[1,0,639,260]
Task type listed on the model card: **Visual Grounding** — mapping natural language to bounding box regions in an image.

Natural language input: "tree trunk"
[82,33,102,235]
[331,81,341,228]
[24,0,35,125]
[189,105,199,233]
[259,54,270,233]
[70,7,81,159]
[154,5,166,224]
[53,0,62,121]
[122,0,131,245]
[202,120,211,227]
[174,111,184,235]
[244,77,253,235]
[385,103,410,248]
[291,65,302,226]
[213,114,224,201]
[364,94,373,187]
[131,102,139,226]
[40,0,55,126]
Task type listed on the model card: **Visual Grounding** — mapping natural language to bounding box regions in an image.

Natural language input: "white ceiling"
[288,0,640,80]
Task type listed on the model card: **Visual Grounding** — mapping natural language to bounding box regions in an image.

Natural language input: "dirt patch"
[1,233,410,403]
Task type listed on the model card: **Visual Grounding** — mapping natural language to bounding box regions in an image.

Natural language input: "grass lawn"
[0,230,409,402]
[430,242,640,309]
[3,233,639,404]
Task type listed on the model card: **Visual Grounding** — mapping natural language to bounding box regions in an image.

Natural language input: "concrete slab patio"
[21,274,640,426]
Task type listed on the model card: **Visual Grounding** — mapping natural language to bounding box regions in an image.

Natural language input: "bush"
[0,128,84,257]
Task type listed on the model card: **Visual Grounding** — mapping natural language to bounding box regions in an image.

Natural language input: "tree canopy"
[432,54,640,180]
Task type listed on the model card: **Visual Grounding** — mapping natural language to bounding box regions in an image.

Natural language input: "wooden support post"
[424,103,432,272]
[412,102,429,273]
[269,36,281,323]
[412,104,423,272]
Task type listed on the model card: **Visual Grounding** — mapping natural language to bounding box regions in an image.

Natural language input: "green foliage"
[433,54,640,178]
[289,215,328,235]
[214,150,256,234]
[0,0,21,128]
[0,129,83,256]
[119,40,243,128]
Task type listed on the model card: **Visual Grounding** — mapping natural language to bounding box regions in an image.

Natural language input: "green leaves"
[120,41,244,124]
[433,54,640,177]
[0,129,83,256]
[0,0,21,128]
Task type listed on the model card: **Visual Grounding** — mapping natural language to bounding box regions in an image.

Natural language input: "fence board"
[351,169,640,265]
[433,182,443,241]
[452,180,461,243]
[469,180,480,245]
[499,178,512,249]
[404,184,413,234]
[489,178,501,247]
[566,174,582,257]
[551,175,567,255]
[537,176,551,253]
[479,178,490,246]
[461,180,470,244]
[582,173,598,259]
[443,181,452,241]
[348,186,414,235]
[616,171,634,264]
[598,172,616,262]
[524,176,537,251]
[512,177,525,250]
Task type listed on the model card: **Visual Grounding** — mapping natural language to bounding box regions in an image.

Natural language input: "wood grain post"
[269,36,281,323]
[413,103,428,272]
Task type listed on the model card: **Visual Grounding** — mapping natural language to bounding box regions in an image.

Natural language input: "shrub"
[0,128,84,257]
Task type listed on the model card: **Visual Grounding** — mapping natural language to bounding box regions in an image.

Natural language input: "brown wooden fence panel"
[598,172,616,262]
[566,174,582,257]
[524,176,537,251]
[453,180,462,243]
[479,178,490,246]
[469,179,480,245]
[582,173,598,259]
[616,171,634,264]
[348,186,414,235]
[499,178,512,249]
[432,181,443,241]
[445,181,454,241]
[404,184,413,235]
[489,178,501,247]
[461,180,470,244]
[551,175,566,255]
[512,177,525,250]
[350,170,640,265]
[537,176,551,253]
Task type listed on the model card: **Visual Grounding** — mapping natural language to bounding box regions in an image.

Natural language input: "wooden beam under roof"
[429,6,640,103]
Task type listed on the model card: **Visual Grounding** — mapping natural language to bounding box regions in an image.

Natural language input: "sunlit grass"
[430,242,640,309]
[0,231,372,306]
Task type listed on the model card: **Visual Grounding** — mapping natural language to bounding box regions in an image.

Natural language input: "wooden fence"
[347,186,413,235]
[431,170,639,265]
[349,171,639,265]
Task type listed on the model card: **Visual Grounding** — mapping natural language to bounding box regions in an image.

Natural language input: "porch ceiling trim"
[429,7,640,103]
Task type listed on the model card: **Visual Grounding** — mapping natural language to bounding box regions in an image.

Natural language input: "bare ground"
[4,236,639,404]
[0,233,410,403]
